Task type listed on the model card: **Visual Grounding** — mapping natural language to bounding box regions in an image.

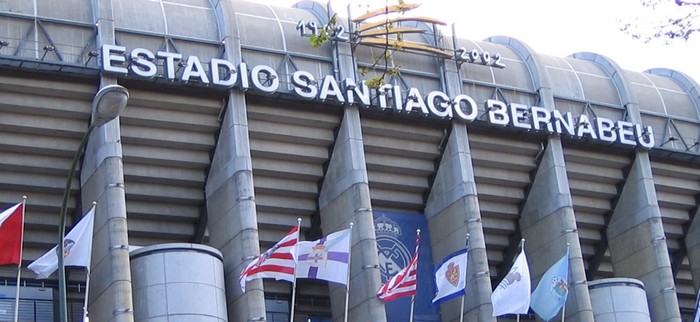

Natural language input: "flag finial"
[22,195,27,200]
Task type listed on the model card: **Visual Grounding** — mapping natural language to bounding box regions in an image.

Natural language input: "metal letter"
[129,48,157,78]
[291,71,318,100]
[181,56,210,84]
[486,99,509,126]
[426,90,451,118]
[250,65,279,93]
[101,44,128,74]
[319,75,345,103]
[210,58,237,87]
[452,94,477,121]
[595,117,617,143]
[156,51,183,81]
[404,87,428,115]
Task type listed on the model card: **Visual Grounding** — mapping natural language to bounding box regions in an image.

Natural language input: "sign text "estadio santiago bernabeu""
[100,45,655,149]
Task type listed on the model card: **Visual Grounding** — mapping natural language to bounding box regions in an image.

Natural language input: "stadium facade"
[1,0,699,321]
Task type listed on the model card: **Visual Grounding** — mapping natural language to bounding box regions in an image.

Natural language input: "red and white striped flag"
[239,225,299,292]
[0,202,24,266]
[377,230,420,302]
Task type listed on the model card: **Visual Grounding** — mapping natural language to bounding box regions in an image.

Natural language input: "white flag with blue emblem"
[530,249,570,321]
[432,247,468,305]
[295,228,351,285]
[28,206,95,279]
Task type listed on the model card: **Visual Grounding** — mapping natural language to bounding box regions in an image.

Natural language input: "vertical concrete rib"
[425,124,493,322]
[205,1,264,321]
[424,38,494,321]
[79,1,135,321]
[574,52,682,322]
[491,36,594,322]
[648,68,700,309]
[316,22,387,321]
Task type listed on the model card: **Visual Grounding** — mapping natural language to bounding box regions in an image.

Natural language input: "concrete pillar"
[684,207,700,291]
[425,124,494,322]
[606,152,681,322]
[318,106,386,322]
[80,1,135,321]
[205,90,263,322]
[519,138,594,322]
[206,1,267,321]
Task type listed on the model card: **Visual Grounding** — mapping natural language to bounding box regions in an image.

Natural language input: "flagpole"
[83,201,97,322]
[13,196,26,322]
[409,229,420,322]
[289,218,301,322]
[459,233,470,322]
[516,238,525,322]
[83,269,91,322]
[561,243,570,322]
[343,222,354,322]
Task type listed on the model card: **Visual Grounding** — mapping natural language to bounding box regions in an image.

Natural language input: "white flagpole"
[83,201,97,322]
[343,222,354,322]
[459,233,470,322]
[13,196,27,322]
[83,269,91,322]
[561,243,570,322]
[289,218,301,322]
[409,229,420,322]
[516,238,525,322]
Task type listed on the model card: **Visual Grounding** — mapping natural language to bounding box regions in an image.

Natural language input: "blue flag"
[530,249,569,321]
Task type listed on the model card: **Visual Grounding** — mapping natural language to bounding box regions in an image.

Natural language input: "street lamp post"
[56,84,129,322]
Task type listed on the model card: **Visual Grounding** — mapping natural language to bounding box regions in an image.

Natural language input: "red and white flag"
[0,202,24,266]
[239,225,299,292]
[377,230,420,302]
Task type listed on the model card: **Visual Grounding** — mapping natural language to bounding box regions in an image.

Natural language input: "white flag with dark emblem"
[491,249,531,316]
[432,247,468,305]
[295,228,352,285]
[28,206,95,279]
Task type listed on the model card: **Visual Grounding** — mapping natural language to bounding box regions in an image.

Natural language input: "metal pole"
[289,218,302,322]
[343,223,354,322]
[57,125,95,322]
[13,196,27,322]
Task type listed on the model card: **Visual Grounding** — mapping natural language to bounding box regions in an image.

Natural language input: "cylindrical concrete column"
[130,243,228,322]
[588,278,650,322]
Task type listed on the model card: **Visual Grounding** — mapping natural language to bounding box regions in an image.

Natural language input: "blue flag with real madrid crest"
[374,211,440,322]
[530,248,570,321]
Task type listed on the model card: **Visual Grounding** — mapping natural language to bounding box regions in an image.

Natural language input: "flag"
[28,205,95,279]
[491,249,531,316]
[377,231,420,302]
[0,202,24,265]
[239,225,299,292]
[432,247,468,305]
[530,249,570,321]
[296,228,351,285]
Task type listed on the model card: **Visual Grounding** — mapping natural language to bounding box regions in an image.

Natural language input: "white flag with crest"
[28,206,95,279]
[491,249,531,316]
